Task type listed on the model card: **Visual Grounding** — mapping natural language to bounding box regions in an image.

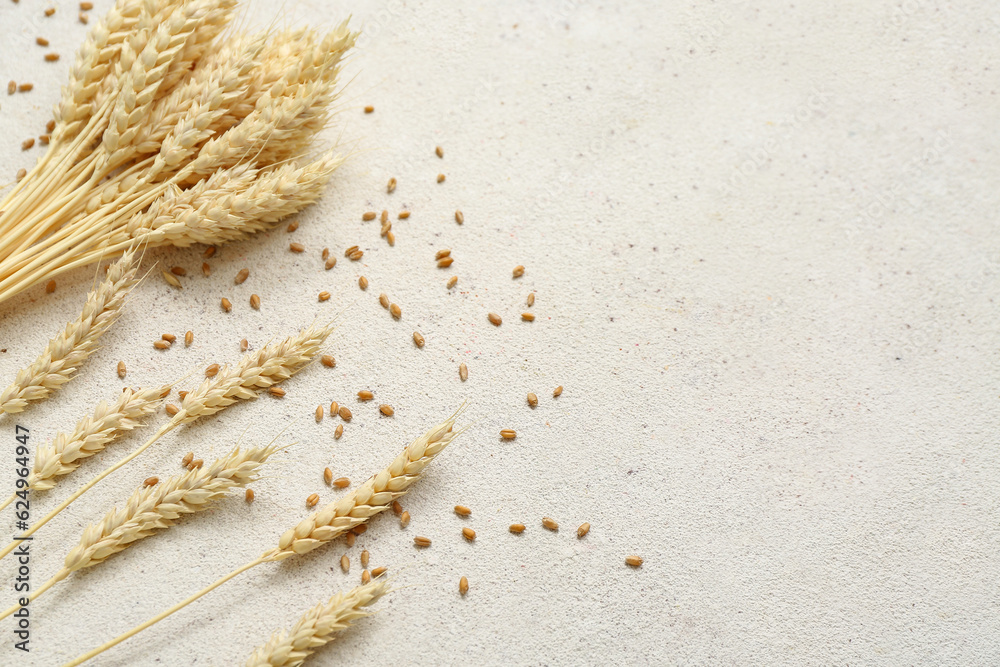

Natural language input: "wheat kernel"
[527,392,538,407]
[17,83,32,93]
[454,505,472,517]
[334,477,350,488]
[364,105,374,113]
[189,459,203,470]
[509,523,526,533]
[344,245,358,256]
[315,405,324,422]
[462,527,476,541]
[399,211,410,219]
[36,37,49,46]
[318,291,331,302]
[321,355,336,367]
[39,134,50,145]
[576,523,592,538]
[437,174,445,183]
[182,452,194,467]
[286,220,298,232]
[329,402,339,418]
[205,363,220,377]
[325,258,337,270]
[289,242,304,253]
[459,576,469,595]
[323,467,333,485]
[21,138,35,150]
[390,303,401,319]
[117,361,126,379]
[185,331,193,346]
[386,230,396,246]
[392,500,403,516]
[437,257,454,268]
[459,363,468,382]
[349,250,364,261]
[170,266,186,277]
[379,293,390,309]
[357,390,373,401]
[204,246,216,258]
[16,169,26,181]
[362,212,376,222]
[338,406,352,421]
[500,429,516,440]
[372,566,387,577]
[414,536,431,547]
[522,312,535,321]
[381,210,388,224]
[542,517,558,531]
[435,146,444,158]
[235,268,249,284]
[153,340,171,350]
[161,333,176,343]
[165,404,179,416]
[400,511,411,528]
[80,1,93,8]
[162,271,181,289]
[379,404,394,416]
[44,53,60,62]
[346,533,356,547]
[435,249,451,260]
[240,338,248,352]
[455,210,464,224]
[44,7,55,16]
[307,493,319,507]
[527,292,536,306]
[250,294,261,310]
[143,477,158,487]
[447,276,458,288]
[387,177,397,193]
[359,276,369,290]
[44,279,55,293]
[6,81,14,95]
[626,555,644,567]
[489,313,503,326]
[361,550,370,568]
[512,265,525,278]
[245,489,254,502]
[178,391,188,400]
[352,524,368,536]
[334,424,343,439]
[321,248,330,261]
[553,385,563,397]
[268,387,286,398]
[361,569,371,583]
[78,11,87,21]
[201,262,211,276]
[220,297,232,312]
[413,331,425,347]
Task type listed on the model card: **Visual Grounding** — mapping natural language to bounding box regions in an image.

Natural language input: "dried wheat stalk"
[0,250,138,415]
[245,578,390,667]
[67,413,460,666]
[0,442,280,621]
[0,0,356,304]
[0,322,331,563]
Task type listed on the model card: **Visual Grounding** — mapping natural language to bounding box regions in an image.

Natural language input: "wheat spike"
[245,578,390,667]
[28,385,169,491]
[0,321,331,564]
[66,414,460,666]
[0,442,280,622]
[0,250,138,415]
[265,416,459,561]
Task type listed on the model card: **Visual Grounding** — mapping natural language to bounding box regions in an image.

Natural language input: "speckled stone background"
[0,0,997,665]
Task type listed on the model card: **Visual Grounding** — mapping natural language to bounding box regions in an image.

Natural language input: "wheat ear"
[0,322,331,564]
[0,442,280,621]
[67,414,460,666]
[0,250,138,415]
[245,578,390,667]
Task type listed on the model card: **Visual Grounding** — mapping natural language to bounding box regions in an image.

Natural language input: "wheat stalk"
[245,578,390,667]
[0,322,332,564]
[0,250,139,415]
[0,442,280,621]
[66,413,461,666]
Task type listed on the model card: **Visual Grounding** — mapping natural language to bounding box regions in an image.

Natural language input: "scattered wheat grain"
[245,489,254,502]
[379,404,394,417]
[459,576,469,595]
[392,501,402,516]
[117,361,126,379]
[390,303,401,319]
[221,298,232,312]
[22,138,35,151]
[437,174,445,183]
[577,523,590,538]
[462,527,476,541]
[400,511,410,528]
[235,269,249,284]
[185,331,194,347]
[358,276,368,290]
[334,424,343,439]
[334,477,350,488]
[379,293,389,309]
[321,355,335,368]
[500,429,516,440]
[36,37,49,46]
[364,105,374,113]
[413,332,425,347]
[488,312,502,326]
[414,536,431,547]
[437,257,454,268]
[290,243,304,253]
[454,505,471,517]
[143,477,158,487]
[371,566,387,577]
[522,312,535,321]
[542,517,558,531]
[205,364,220,378]
[509,523,525,534]
[513,265,525,278]
[153,341,171,350]
[357,390,373,401]
[268,387,286,398]
[527,392,538,407]
[398,211,410,219]
[182,453,193,468]
[17,83,31,92]
[307,494,319,508]
[553,385,563,397]
[455,210,464,224]
[315,405,323,422]
[387,177,396,193]
[626,555,643,567]
[447,276,458,288]
[435,249,451,260]
[250,294,260,310]
[318,291,330,302]
[162,271,182,289]
[435,146,444,158]
[324,468,333,485]
[338,406,351,421]
[459,363,468,382]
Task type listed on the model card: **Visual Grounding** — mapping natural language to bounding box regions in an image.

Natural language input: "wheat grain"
[553,385,563,397]
[0,250,138,414]
[521,312,535,321]
[400,511,410,528]
[509,523,525,533]
[360,550,369,568]
[527,392,538,407]
[542,517,558,531]
[333,477,349,489]
[245,578,390,667]
[626,555,643,567]
[462,527,476,541]
[454,505,471,516]
[577,523,590,538]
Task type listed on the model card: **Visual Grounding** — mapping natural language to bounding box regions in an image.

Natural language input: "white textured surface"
[0,0,998,665]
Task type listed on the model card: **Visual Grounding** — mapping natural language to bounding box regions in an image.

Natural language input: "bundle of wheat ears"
[0,0,353,306]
